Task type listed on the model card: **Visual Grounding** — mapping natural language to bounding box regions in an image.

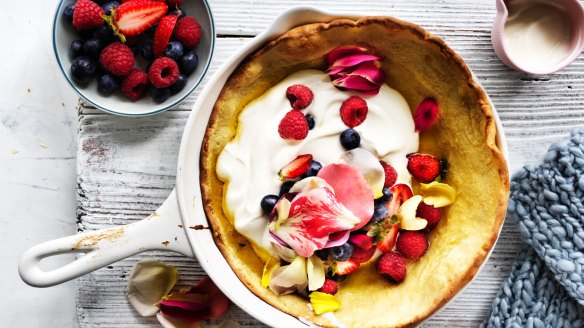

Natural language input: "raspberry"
[173,16,202,49]
[376,251,406,283]
[406,153,441,183]
[340,96,368,128]
[380,161,398,188]
[278,110,309,140]
[351,245,376,263]
[317,279,339,295]
[416,202,442,230]
[396,231,428,260]
[99,42,135,77]
[148,57,180,88]
[286,84,313,110]
[122,69,148,101]
[414,98,439,132]
[73,0,104,30]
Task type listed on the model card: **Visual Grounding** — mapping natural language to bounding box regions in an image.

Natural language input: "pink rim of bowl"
[492,0,584,75]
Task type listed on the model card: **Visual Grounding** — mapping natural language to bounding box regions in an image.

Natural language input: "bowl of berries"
[53,0,214,116]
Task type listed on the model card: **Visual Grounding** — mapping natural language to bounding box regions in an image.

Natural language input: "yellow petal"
[309,292,341,315]
[420,181,456,208]
[398,195,427,231]
[127,260,178,316]
[261,257,280,288]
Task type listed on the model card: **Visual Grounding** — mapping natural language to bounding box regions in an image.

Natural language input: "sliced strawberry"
[278,154,312,180]
[334,259,360,275]
[387,184,413,216]
[153,15,178,57]
[351,245,376,263]
[349,234,373,250]
[373,224,399,253]
[407,153,441,183]
[109,0,168,39]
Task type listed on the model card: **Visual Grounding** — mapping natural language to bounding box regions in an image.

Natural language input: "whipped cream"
[216,69,419,257]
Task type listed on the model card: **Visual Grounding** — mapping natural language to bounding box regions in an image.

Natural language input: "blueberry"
[102,1,120,15]
[82,38,103,58]
[376,187,392,203]
[93,0,110,5]
[168,7,186,18]
[315,249,330,261]
[129,45,139,55]
[140,41,154,60]
[279,181,295,196]
[302,160,322,178]
[70,56,97,84]
[76,28,95,40]
[179,51,199,76]
[305,114,315,130]
[149,86,171,103]
[260,194,279,214]
[69,40,84,59]
[371,201,389,224]
[330,243,354,262]
[97,74,120,95]
[340,128,360,150]
[170,74,188,94]
[93,25,114,43]
[63,3,75,22]
[165,41,184,60]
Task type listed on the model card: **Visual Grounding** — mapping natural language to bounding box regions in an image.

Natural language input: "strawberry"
[406,153,441,183]
[396,231,428,260]
[369,223,398,253]
[317,279,339,295]
[278,154,312,180]
[414,98,439,132]
[106,0,167,40]
[153,15,179,57]
[416,202,442,230]
[278,110,309,140]
[376,251,406,283]
[334,259,360,275]
[387,184,413,216]
[349,234,373,250]
[351,245,376,263]
[286,84,313,110]
[380,160,397,188]
[73,0,105,30]
[340,96,368,128]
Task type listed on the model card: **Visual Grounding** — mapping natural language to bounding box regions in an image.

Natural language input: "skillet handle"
[18,189,194,287]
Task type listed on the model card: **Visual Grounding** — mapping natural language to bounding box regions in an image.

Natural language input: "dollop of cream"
[216,69,418,256]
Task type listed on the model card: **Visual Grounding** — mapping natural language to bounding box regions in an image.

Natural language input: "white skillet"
[19,7,509,327]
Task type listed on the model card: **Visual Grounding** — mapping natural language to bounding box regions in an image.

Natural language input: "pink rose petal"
[324,230,350,248]
[329,54,381,70]
[332,75,381,94]
[317,164,374,230]
[349,61,386,85]
[325,45,369,65]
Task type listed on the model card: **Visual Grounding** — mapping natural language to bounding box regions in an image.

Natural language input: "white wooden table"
[74,0,584,327]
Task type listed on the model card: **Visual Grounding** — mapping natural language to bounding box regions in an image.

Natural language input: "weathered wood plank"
[77,1,584,326]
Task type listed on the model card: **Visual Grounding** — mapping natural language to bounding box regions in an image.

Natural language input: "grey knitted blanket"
[483,130,584,327]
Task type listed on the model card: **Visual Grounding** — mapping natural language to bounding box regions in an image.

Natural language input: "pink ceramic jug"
[492,0,584,75]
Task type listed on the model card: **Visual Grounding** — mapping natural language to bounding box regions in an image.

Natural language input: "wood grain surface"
[76,1,584,327]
